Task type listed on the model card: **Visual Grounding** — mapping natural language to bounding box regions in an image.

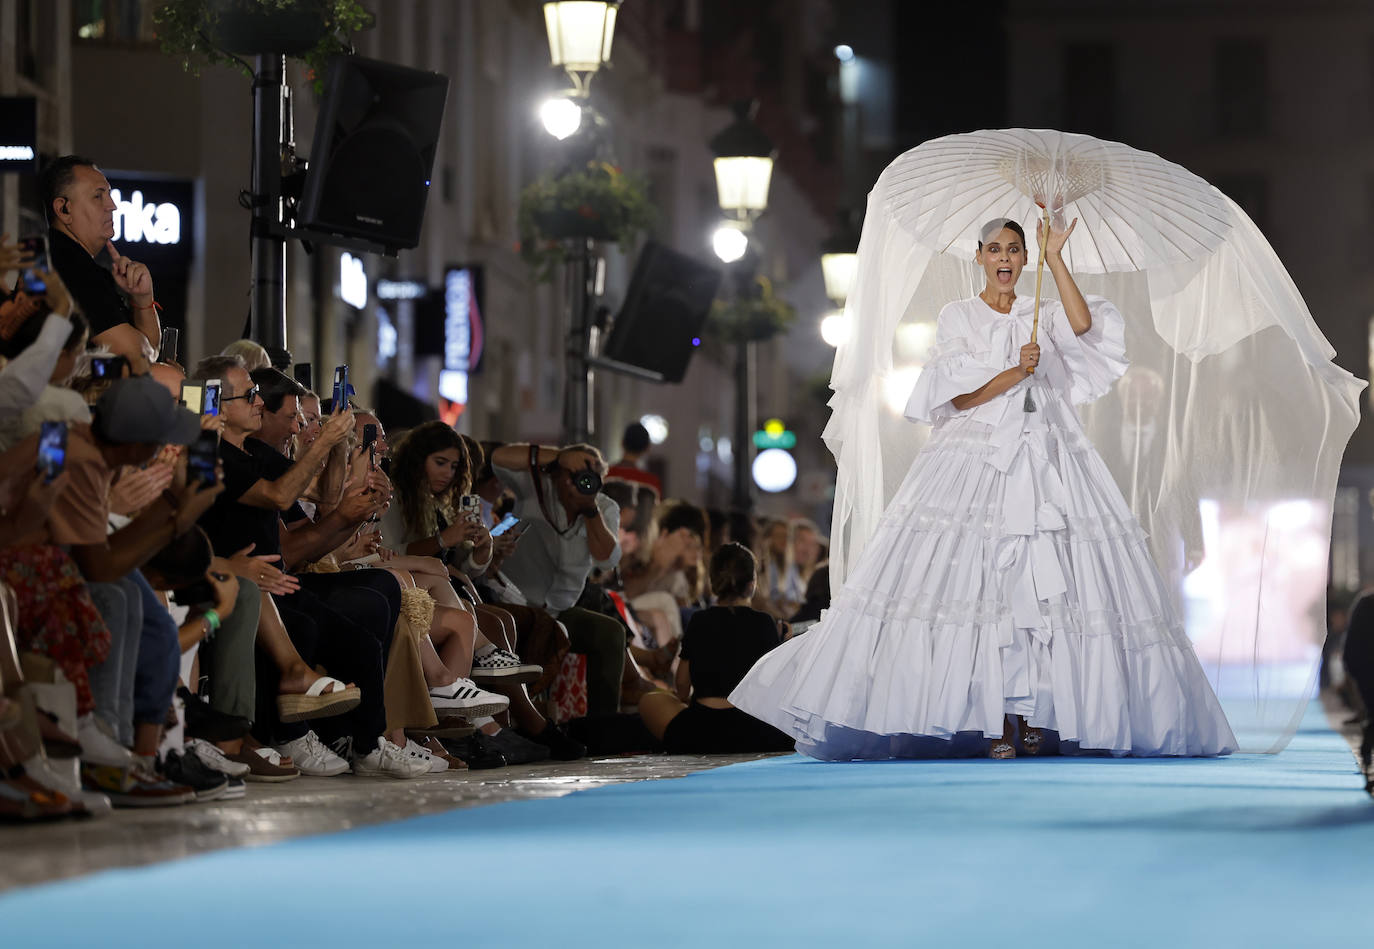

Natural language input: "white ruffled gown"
[731,295,1237,760]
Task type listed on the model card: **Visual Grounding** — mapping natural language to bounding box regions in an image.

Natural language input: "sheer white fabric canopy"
[825,129,1366,752]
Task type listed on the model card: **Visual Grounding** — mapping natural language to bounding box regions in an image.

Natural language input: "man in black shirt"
[192,357,423,777]
[39,156,160,363]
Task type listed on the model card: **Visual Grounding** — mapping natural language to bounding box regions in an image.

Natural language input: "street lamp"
[710,100,775,514]
[712,222,749,264]
[539,92,583,140]
[820,213,860,306]
[710,100,776,223]
[543,0,621,97]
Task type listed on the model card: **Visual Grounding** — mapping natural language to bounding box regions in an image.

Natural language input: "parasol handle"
[1027,203,1051,373]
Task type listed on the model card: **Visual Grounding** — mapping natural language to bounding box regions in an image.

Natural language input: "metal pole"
[732,337,754,512]
[562,238,594,444]
[249,54,288,354]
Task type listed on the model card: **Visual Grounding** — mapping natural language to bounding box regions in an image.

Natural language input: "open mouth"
[996,267,1014,283]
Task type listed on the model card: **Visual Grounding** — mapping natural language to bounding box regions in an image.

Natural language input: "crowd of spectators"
[0,155,829,822]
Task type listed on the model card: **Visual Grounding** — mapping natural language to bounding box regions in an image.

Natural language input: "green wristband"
[203,608,221,633]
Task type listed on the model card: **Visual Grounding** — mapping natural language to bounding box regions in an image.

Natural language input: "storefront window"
[73,0,158,45]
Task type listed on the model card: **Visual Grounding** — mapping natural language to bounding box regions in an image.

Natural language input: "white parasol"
[826,128,1365,753]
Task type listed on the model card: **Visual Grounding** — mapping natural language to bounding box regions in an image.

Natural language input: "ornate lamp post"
[710,100,775,512]
[819,215,859,348]
[541,0,622,443]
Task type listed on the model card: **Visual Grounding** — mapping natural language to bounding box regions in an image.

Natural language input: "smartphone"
[332,365,349,411]
[171,579,217,612]
[35,420,67,483]
[489,513,520,537]
[361,422,379,469]
[180,381,204,413]
[203,379,222,417]
[187,430,220,488]
[459,493,482,523]
[18,236,47,294]
[90,355,127,380]
[293,362,312,392]
[158,326,179,364]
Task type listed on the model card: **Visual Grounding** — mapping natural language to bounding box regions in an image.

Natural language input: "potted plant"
[708,275,797,343]
[152,0,374,89]
[516,161,656,282]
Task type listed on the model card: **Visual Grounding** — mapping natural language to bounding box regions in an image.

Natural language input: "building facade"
[1,0,852,519]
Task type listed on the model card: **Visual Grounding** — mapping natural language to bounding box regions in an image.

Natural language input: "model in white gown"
[731,221,1237,761]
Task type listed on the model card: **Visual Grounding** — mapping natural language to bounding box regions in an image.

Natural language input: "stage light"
[834,44,854,62]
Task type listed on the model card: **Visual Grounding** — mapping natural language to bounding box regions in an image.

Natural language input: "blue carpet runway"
[3,711,1369,948]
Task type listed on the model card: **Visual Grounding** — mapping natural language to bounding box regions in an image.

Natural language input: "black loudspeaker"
[602,242,722,384]
[300,55,449,251]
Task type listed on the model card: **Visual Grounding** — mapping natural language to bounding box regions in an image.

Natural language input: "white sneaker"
[351,737,430,779]
[185,738,251,778]
[470,646,542,683]
[275,731,350,777]
[428,678,510,717]
[77,714,135,769]
[403,739,448,774]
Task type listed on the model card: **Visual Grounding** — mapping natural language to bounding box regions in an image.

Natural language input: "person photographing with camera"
[489,442,627,719]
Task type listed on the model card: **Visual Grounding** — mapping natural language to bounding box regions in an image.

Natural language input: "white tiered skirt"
[730,407,1237,761]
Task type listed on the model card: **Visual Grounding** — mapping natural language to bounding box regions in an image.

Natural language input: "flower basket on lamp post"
[152,0,375,92]
[707,275,797,344]
[517,161,655,283]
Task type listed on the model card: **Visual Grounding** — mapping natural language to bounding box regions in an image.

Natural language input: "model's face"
[222,367,262,434]
[425,448,463,495]
[976,227,1027,291]
[298,396,322,448]
[259,395,302,454]
[58,165,118,254]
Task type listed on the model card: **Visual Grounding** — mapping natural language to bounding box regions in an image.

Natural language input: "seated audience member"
[0,377,222,805]
[222,339,271,373]
[789,518,827,599]
[0,301,89,452]
[141,528,261,792]
[607,421,662,499]
[39,155,161,360]
[638,543,795,754]
[755,518,805,619]
[189,357,425,779]
[385,423,583,761]
[1343,590,1374,789]
[485,440,629,718]
[788,565,831,633]
[0,249,77,423]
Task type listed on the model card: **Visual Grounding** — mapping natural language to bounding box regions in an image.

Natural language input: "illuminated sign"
[0,97,37,171]
[377,279,427,300]
[753,417,797,450]
[340,252,368,309]
[110,189,182,245]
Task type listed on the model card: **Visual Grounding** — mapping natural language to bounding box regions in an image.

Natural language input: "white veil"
[824,130,1366,753]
